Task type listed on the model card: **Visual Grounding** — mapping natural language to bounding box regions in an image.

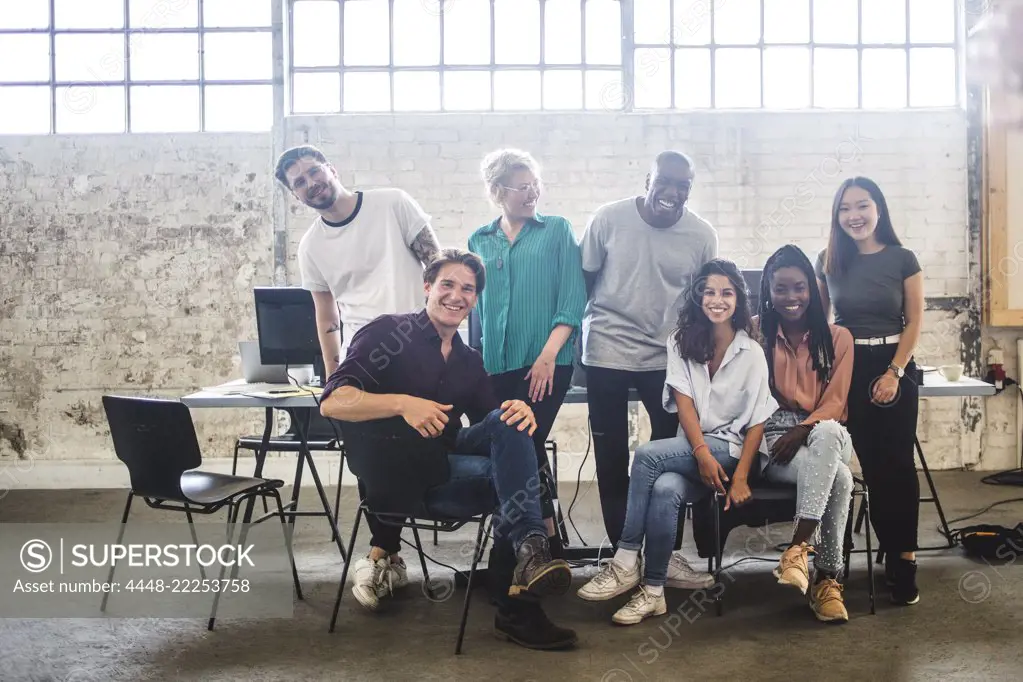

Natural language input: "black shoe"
[548,534,565,560]
[509,534,572,598]
[494,602,578,650]
[890,558,920,605]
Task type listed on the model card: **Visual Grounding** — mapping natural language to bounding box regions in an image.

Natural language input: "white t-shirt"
[297,187,430,356]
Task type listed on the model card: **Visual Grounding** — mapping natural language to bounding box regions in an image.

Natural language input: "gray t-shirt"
[814,245,921,339]
[580,197,718,371]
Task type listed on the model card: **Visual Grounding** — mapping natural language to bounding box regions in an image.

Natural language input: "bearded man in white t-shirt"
[274,144,442,613]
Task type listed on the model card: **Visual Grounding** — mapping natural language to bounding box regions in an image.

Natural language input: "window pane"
[674,0,711,45]
[674,48,711,108]
[812,0,857,44]
[584,70,622,110]
[205,84,272,130]
[204,33,272,80]
[292,72,340,113]
[394,0,440,66]
[862,0,906,44]
[129,0,198,28]
[585,0,621,65]
[634,48,671,108]
[130,85,200,131]
[292,1,340,67]
[715,48,760,107]
[862,48,907,108]
[543,70,583,109]
[129,34,199,81]
[56,85,125,133]
[0,35,49,83]
[545,0,581,63]
[345,0,389,66]
[495,0,540,64]
[0,0,49,29]
[342,71,390,111]
[444,0,491,65]
[56,35,125,82]
[443,71,491,110]
[714,0,761,44]
[55,0,123,29]
[764,0,809,43]
[909,47,956,106]
[909,0,955,43]
[394,71,440,111]
[634,0,670,44]
[0,87,50,133]
[764,47,809,108]
[203,0,271,27]
[494,70,541,109]
[813,48,857,107]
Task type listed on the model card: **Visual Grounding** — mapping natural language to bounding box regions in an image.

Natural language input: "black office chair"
[692,474,875,617]
[327,416,493,655]
[100,395,303,630]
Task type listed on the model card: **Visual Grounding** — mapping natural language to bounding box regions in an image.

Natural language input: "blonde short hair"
[480,148,541,205]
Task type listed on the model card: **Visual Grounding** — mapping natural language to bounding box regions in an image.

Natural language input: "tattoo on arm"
[333,355,340,364]
[410,226,441,266]
[326,322,340,334]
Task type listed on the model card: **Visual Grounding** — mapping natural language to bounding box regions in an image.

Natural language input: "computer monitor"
[253,287,323,382]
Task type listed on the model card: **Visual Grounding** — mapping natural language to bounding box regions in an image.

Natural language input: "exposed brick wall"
[3,108,1018,484]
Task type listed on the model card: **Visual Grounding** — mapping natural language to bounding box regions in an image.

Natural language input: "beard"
[305,184,337,210]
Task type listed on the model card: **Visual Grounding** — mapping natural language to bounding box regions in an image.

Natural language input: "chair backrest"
[467,308,483,351]
[336,416,451,517]
[102,395,201,500]
[283,407,342,441]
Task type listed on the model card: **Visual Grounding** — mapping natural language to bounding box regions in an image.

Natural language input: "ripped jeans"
[761,410,854,575]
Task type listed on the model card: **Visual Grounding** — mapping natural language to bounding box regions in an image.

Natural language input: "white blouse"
[662,329,778,460]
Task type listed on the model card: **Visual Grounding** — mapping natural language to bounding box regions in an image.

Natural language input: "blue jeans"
[422,408,547,553]
[618,433,737,586]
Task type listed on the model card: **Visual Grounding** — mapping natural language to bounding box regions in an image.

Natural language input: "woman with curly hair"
[576,258,777,626]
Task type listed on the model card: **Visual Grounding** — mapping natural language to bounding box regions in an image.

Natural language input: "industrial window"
[0,0,274,134]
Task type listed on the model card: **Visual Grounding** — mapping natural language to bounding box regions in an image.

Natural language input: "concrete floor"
[2,471,1022,682]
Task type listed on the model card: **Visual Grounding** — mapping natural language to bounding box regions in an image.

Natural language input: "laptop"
[239,340,313,385]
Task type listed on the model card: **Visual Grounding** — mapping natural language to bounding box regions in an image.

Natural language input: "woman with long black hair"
[757,244,855,623]
[816,177,925,606]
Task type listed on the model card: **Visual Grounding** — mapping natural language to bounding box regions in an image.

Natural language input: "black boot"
[509,534,572,598]
[890,557,920,606]
[494,600,577,650]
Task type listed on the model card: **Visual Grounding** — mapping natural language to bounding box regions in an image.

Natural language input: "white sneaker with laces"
[351,556,394,611]
[612,585,668,625]
[576,559,641,601]
[388,557,409,589]
[665,551,715,589]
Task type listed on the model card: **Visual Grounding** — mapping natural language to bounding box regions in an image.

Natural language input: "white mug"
[938,364,963,382]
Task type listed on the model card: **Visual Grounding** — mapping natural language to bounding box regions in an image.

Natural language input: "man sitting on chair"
[319,248,577,650]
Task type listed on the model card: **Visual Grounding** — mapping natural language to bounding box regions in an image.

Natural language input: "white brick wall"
[3,107,1020,489]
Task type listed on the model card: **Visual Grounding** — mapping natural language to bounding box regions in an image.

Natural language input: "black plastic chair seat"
[180,471,284,506]
[747,484,798,501]
[236,434,339,451]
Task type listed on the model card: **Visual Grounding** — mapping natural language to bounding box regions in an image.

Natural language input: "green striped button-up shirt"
[468,213,587,376]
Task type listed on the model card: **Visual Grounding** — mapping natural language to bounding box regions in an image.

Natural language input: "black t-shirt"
[815,246,921,339]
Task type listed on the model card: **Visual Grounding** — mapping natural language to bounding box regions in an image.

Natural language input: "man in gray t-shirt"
[578,151,718,547]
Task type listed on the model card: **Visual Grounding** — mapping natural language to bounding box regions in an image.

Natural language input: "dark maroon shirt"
[322,309,500,446]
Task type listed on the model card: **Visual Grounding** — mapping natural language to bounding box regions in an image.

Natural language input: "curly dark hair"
[673,258,753,364]
[758,244,835,400]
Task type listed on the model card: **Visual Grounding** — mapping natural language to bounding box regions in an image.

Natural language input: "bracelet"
[693,443,710,457]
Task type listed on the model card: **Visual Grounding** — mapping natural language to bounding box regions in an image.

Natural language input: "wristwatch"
[888,362,905,379]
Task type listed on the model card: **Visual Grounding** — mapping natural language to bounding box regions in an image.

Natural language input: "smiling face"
[701,274,737,325]
[498,168,541,222]
[644,158,693,227]
[836,184,880,245]
[769,265,810,323]
[424,263,478,331]
[284,156,342,211]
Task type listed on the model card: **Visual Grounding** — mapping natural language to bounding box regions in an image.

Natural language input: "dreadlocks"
[758,244,835,400]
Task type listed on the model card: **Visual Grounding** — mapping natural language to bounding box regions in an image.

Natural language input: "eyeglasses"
[500,182,542,194]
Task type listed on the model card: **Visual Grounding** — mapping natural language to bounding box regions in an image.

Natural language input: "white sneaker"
[351,556,395,611]
[576,559,641,602]
[388,557,409,589]
[665,552,715,589]
[612,585,668,625]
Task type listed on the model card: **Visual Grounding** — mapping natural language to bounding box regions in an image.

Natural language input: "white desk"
[917,372,995,397]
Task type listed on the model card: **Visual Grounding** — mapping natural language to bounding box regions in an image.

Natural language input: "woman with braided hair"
[755,244,855,623]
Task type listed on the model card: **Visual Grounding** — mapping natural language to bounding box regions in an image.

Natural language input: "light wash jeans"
[617,433,737,587]
[761,411,854,574]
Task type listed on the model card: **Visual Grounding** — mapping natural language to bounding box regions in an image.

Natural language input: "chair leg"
[101,492,134,613]
[842,494,855,583]
[184,504,207,581]
[331,449,345,544]
[433,522,439,547]
[411,522,431,597]
[329,507,364,633]
[269,488,303,601]
[232,442,240,476]
[863,488,876,615]
[209,492,258,631]
[853,494,867,534]
[713,494,723,617]
[456,517,492,656]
